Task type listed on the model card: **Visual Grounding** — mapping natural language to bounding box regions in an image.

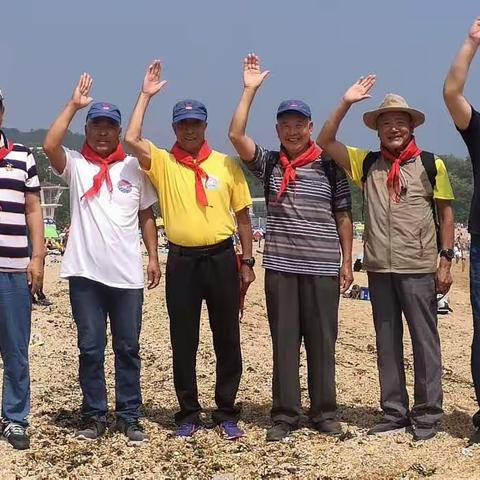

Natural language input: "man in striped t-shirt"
[229,54,353,441]
[0,90,44,450]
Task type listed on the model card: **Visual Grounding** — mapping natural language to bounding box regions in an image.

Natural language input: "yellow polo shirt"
[346,146,455,200]
[146,142,252,247]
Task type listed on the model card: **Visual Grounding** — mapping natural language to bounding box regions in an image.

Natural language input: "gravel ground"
[1,242,480,479]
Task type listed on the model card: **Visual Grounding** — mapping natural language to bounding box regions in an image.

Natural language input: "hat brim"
[363,107,425,130]
[86,112,121,125]
[172,112,207,124]
[276,108,311,119]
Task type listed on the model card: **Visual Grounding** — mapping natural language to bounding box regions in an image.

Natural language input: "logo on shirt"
[205,176,219,190]
[117,179,133,194]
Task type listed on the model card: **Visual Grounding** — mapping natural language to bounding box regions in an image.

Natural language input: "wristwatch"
[439,249,455,261]
[241,257,256,268]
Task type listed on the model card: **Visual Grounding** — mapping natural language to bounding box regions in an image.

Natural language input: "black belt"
[168,237,233,257]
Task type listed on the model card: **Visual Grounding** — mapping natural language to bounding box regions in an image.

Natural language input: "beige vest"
[363,155,437,273]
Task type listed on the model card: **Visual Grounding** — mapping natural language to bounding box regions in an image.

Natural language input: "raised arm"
[43,73,93,174]
[317,75,376,174]
[443,18,480,130]
[125,60,167,170]
[228,53,270,162]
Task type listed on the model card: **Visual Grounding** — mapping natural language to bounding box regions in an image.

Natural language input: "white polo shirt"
[55,147,157,289]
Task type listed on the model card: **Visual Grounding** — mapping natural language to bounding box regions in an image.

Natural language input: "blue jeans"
[69,277,143,422]
[471,235,480,427]
[0,273,31,426]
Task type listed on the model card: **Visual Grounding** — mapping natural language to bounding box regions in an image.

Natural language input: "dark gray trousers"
[265,269,339,426]
[368,272,443,428]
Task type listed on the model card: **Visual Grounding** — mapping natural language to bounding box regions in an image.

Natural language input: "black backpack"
[264,152,338,207]
[361,150,440,249]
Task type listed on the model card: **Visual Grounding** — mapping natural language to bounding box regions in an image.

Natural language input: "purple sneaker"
[219,421,244,440]
[175,423,200,438]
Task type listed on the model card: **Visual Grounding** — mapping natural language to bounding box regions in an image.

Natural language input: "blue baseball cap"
[86,102,121,125]
[276,99,312,119]
[172,99,207,124]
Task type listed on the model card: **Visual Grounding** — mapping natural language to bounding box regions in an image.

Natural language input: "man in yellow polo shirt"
[317,76,455,442]
[125,60,254,440]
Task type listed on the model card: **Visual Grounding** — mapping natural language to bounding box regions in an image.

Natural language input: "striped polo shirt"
[248,144,351,276]
[0,130,41,270]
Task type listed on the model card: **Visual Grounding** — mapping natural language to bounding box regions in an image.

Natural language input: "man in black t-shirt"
[444,16,480,445]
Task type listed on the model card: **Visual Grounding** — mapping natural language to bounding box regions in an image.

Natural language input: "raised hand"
[142,60,167,97]
[343,75,376,105]
[243,53,270,90]
[71,73,93,109]
[469,17,480,43]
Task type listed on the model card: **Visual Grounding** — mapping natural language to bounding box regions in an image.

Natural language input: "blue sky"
[2,1,480,157]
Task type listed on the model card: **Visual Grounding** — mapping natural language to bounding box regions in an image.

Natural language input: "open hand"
[469,17,480,44]
[243,53,270,90]
[343,75,376,105]
[71,73,93,109]
[142,60,167,97]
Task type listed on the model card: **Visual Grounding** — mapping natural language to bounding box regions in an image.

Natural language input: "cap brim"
[276,108,311,119]
[87,112,121,125]
[172,112,207,123]
[363,107,425,130]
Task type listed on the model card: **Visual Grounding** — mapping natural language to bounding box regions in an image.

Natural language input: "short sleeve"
[52,147,77,185]
[333,166,352,212]
[228,157,253,212]
[139,171,158,210]
[346,146,370,188]
[145,142,169,190]
[246,144,273,183]
[433,157,455,200]
[456,105,480,165]
[25,151,41,192]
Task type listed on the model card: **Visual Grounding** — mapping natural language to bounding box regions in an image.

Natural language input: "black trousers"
[166,239,241,425]
[368,272,443,428]
[265,269,339,426]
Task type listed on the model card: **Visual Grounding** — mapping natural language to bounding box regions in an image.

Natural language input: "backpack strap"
[419,151,436,191]
[361,151,380,183]
[264,151,279,206]
[419,150,440,251]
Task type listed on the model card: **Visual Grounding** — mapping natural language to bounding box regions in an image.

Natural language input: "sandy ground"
[1,240,480,479]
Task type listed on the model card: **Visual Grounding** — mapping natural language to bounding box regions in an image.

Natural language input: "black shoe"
[367,419,410,436]
[312,419,342,436]
[412,424,438,442]
[75,417,107,441]
[266,422,295,442]
[468,427,480,446]
[114,418,148,446]
[36,297,53,307]
[1,422,30,450]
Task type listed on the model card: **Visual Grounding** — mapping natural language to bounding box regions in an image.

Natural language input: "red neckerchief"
[80,142,126,200]
[0,131,14,162]
[381,137,422,203]
[171,141,212,207]
[277,140,322,200]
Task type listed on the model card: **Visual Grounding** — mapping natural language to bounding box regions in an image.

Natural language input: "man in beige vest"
[317,76,455,441]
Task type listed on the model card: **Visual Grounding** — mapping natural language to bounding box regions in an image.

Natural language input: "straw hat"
[363,94,425,130]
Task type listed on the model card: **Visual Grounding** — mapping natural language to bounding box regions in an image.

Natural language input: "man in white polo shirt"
[43,73,159,445]
[0,89,44,450]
